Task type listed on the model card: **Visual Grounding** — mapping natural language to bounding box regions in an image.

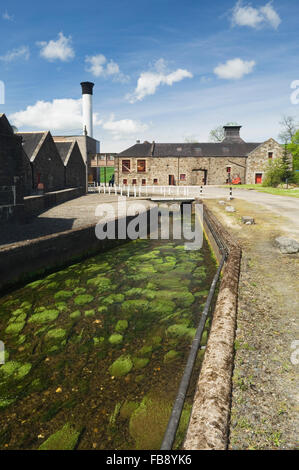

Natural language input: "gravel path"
[205,198,299,450]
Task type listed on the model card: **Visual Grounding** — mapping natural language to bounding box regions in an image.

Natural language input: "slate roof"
[0,114,14,135]
[17,132,46,160]
[117,141,262,158]
[55,141,73,164]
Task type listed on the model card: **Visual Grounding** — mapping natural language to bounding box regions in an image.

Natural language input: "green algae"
[28,309,59,324]
[65,279,79,288]
[45,328,67,341]
[0,361,32,380]
[39,423,81,450]
[93,336,105,346]
[97,306,108,314]
[27,279,44,289]
[0,223,217,450]
[201,330,208,346]
[55,302,68,312]
[109,355,133,377]
[129,395,191,449]
[133,357,149,369]
[102,293,124,305]
[138,345,152,357]
[122,299,148,315]
[70,310,81,319]
[84,309,95,317]
[74,294,94,306]
[120,401,139,420]
[148,299,175,316]
[108,333,123,345]
[5,321,25,335]
[73,287,86,295]
[167,324,196,341]
[115,320,128,333]
[164,350,181,363]
[54,290,73,300]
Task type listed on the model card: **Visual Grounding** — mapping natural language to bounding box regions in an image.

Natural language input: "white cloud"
[232,1,281,29]
[0,46,30,63]
[102,114,148,140]
[2,11,14,21]
[9,98,101,131]
[85,54,128,82]
[127,58,193,103]
[214,58,256,80]
[37,32,75,62]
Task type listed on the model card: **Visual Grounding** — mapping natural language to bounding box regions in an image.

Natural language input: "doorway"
[255,173,262,184]
[168,175,175,185]
[191,169,207,185]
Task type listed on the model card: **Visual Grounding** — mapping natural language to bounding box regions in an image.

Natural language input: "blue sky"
[0,0,298,151]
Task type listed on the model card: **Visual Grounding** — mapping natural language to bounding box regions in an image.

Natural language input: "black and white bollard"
[228,186,233,200]
[200,185,203,198]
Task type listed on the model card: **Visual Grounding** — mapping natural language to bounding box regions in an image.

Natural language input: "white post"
[127,185,130,197]
[103,185,106,194]
[134,186,136,197]
[120,186,123,196]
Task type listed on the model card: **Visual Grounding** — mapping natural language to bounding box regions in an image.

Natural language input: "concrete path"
[0,194,155,247]
[201,186,299,234]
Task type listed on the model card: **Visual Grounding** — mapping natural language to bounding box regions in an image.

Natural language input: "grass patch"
[221,184,299,198]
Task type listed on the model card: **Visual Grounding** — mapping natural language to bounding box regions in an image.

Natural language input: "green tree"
[287,130,299,171]
[262,158,286,187]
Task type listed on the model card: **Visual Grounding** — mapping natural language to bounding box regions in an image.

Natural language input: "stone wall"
[115,156,247,186]
[22,150,33,196]
[65,142,86,189]
[0,116,24,204]
[245,138,285,184]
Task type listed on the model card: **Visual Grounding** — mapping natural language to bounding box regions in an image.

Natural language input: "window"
[132,179,137,185]
[142,179,146,185]
[153,178,158,184]
[122,160,131,172]
[268,152,273,159]
[227,167,231,173]
[180,174,186,181]
[137,160,146,172]
[123,179,127,185]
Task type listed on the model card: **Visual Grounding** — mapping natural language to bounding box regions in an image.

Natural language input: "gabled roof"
[117,141,261,158]
[17,132,47,161]
[55,141,73,164]
[0,113,14,135]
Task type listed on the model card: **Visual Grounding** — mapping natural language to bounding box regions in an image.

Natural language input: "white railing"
[96,184,206,198]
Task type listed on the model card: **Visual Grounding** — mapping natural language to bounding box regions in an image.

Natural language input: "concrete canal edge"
[183,204,242,450]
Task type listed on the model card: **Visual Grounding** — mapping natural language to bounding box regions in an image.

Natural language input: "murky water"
[0,235,217,450]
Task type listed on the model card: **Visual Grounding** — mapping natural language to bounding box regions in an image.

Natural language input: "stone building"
[54,140,86,188]
[115,125,285,186]
[18,131,66,193]
[0,114,25,221]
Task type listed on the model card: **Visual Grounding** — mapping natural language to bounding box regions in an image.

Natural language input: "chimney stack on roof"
[223,124,244,143]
